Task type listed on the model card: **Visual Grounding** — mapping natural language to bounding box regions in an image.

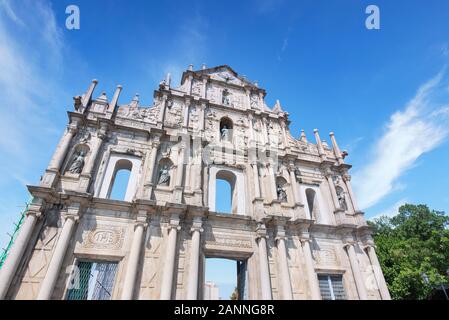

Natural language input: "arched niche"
[276,176,288,203]
[155,157,174,188]
[65,144,90,175]
[219,117,233,142]
[305,188,319,221]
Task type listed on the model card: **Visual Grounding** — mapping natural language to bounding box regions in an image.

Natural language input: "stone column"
[247,113,255,144]
[344,243,368,300]
[158,94,168,125]
[275,226,293,300]
[192,137,202,191]
[313,129,326,161]
[81,79,98,108]
[256,224,272,300]
[173,141,186,202]
[201,78,208,99]
[301,238,321,299]
[121,211,147,300]
[267,163,278,202]
[82,134,103,175]
[342,172,359,212]
[244,88,250,110]
[261,117,269,145]
[280,121,289,149]
[323,167,340,211]
[198,102,206,132]
[252,162,261,198]
[0,201,44,299]
[186,217,203,300]
[186,75,193,96]
[82,125,107,177]
[160,215,181,300]
[183,98,191,128]
[258,91,265,111]
[365,245,391,300]
[37,204,81,300]
[48,124,78,171]
[329,132,343,165]
[107,85,123,114]
[142,137,161,199]
[288,163,301,205]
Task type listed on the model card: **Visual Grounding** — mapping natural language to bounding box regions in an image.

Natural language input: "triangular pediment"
[197,65,254,87]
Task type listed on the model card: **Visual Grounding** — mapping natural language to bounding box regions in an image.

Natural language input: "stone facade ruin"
[0,65,390,300]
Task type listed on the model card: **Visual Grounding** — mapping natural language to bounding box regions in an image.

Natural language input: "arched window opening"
[276,177,288,203]
[156,158,174,187]
[219,117,233,142]
[306,188,319,220]
[108,159,132,201]
[216,179,232,214]
[216,170,237,214]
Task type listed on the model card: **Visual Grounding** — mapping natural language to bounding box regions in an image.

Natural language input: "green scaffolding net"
[0,201,31,269]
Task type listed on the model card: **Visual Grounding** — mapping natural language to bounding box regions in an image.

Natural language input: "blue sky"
[1,0,449,293]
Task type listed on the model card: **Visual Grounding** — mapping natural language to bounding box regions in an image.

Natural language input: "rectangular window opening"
[66,260,118,300]
[318,274,346,300]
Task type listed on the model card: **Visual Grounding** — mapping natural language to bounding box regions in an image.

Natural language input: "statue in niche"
[73,96,82,112]
[294,167,301,179]
[250,94,258,109]
[277,184,287,202]
[157,165,171,186]
[68,151,85,174]
[222,89,231,106]
[221,125,229,141]
[336,187,348,211]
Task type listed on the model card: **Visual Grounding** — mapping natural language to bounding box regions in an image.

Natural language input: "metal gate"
[66,261,118,300]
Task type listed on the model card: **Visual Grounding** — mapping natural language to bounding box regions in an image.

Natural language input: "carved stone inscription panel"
[75,217,129,257]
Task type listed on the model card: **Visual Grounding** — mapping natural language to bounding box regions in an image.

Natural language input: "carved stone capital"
[275,234,286,245]
[67,124,78,135]
[62,212,81,223]
[320,165,333,178]
[61,202,82,223]
[190,216,203,234]
[26,209,44,220]
[255,223,268,239]
[168,214,181,231]
[343,242,355,250]
[135,210,149,229]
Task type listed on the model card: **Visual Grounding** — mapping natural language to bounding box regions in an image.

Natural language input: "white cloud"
[147,10,208,87]
[0,0,70,248]
[0,0,65,160]
[254,0,285,14]
[0,0,24,26]
[369,198,408,221]
[353,70,449,210]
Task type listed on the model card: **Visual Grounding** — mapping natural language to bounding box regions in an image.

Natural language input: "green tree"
[230,287,238,300]
[368,204,449,299]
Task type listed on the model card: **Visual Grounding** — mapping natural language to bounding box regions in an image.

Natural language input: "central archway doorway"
[202,257,248,300]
